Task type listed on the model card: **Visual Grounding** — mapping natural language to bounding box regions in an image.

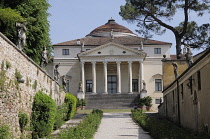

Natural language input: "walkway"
[94,113,152,139]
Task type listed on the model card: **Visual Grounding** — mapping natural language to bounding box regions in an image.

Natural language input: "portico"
[78,42,146,95]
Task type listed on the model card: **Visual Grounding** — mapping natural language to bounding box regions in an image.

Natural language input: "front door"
[108,75,117,94]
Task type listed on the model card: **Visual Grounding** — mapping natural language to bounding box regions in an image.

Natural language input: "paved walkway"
[94,113,152,139]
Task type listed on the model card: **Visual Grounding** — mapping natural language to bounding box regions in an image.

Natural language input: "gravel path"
[94,113,152,139]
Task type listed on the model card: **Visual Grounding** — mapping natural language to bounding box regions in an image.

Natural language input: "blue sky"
[48,0,209,55]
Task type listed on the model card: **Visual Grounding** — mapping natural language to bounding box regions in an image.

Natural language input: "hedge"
[131,109,210,139]
[0,123,10,139]
[31,91,56,139]
[59,109,103,139]
[64,93,77,120]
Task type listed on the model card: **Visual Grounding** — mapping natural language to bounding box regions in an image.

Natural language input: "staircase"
[85,94,140,109]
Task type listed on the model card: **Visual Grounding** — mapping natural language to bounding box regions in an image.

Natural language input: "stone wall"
[0,32,65,138]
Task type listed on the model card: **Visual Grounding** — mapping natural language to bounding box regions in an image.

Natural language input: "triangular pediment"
[78,42,146,57]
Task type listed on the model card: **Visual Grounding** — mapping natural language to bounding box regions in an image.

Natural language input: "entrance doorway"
[108,75,117,94]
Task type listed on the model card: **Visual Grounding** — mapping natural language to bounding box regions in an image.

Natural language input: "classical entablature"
[78,42,147,62]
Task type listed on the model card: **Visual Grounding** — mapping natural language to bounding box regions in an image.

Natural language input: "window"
[62,49,69,55]
[132,79,138,92]
[86,80,92,92]
[154,48,161,54]
[86,49,90,51]
[66,80,70,92]
[197,71,201,90]
[133,48,138,50]
[155,79,162,91]
[155,99,161,104]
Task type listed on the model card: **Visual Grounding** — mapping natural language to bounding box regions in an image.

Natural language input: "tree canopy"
[120,0,210,59]
[0,0,51,64]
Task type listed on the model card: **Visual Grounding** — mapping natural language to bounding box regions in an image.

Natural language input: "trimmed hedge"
[54,103,68,130]
[64,93,77,120]
[31,91,56,139]
[131,109,210,139]
[59,109,103,139]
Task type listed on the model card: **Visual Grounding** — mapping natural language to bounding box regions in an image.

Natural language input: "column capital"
[91,61,96,64]
[80,61,85,64]
[116,61,121,64]
[128,61,133,64]
[139,59,143,63]
[103,61,108,64]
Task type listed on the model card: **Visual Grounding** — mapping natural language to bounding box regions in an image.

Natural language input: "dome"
[87,18,137,37]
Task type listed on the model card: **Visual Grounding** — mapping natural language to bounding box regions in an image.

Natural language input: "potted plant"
[144,96,153,111]
[81,99,87,110]
[76,99,81,111]
[139,98,145,109]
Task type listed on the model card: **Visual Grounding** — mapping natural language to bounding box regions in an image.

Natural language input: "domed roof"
[87,18,137,37]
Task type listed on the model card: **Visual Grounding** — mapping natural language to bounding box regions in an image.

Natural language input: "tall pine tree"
[0,0,51,64]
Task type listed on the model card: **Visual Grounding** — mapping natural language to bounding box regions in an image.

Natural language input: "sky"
[48,0,209,55]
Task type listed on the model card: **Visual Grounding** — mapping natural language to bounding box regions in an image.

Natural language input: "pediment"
[78,42,146,57]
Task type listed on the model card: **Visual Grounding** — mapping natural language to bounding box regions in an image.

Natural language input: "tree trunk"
[175,37,182,59]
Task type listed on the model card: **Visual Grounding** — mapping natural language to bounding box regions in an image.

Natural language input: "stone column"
[81,61,85,93]
[92,61,96,94]
[139,60,143,93]
[117,61,121,94]
[103,61,108,94]
[128,61,133,94]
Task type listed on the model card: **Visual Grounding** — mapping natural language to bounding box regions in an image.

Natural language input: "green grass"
[76,109,132,114]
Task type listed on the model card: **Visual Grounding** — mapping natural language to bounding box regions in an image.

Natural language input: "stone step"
[85,94,140,109]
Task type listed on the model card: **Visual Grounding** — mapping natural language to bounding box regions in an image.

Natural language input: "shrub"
[59,109,103,139]
[31,91,56,138]
[64,93,77,120]
[76,98,82,107]
[54,103,68,130]
[81,99,87,106]
[0,123,10,139]
[139,98,145,106]
[18,112,28,133]
[144,96,153,107]
[131,109,210,139]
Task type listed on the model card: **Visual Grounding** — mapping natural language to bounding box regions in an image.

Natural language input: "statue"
[110,29,114,39]
[78,81,82,92]
[41,47,48,68]
[16,22,27,50]
[185,46,193,66]
[62,75,67,91]
[142,80,146,91]
[172,62,179,79]
[54,63,60,81]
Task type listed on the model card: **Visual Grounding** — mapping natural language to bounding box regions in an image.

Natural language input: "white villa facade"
[49,19,172,109]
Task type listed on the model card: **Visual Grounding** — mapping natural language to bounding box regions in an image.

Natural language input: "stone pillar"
[139,60,143,93]
[81,61,85,93]
[128,61,133,94]
[103,61,108,94]
[92,61,96,94]
[117,61,121,94]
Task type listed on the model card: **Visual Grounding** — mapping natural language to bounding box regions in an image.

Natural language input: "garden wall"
[0,32,65,138]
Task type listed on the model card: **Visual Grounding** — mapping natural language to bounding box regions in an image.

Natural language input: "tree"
[120,0,210,59]
[0,0,51,64]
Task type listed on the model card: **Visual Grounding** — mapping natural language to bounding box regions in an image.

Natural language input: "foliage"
[120,0,210,59]
[144,96,152,107]
[59,109,103,139]
[32,80,37,90]
[0,62,6,91]
[76,98,82,107]
[81,99,87,106]
[5,60,11,70]
[139,97,145,106]
[15,69,22,80]
[131,109,210,139]
[18,112,28,133]
[0,0,51,64]
[31,91,56,138]
[64,93,77,120]
[0,123,10,139]
[53,103,68,130]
